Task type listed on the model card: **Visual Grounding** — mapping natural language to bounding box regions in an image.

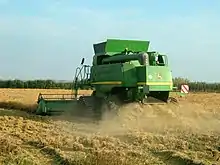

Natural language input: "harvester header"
[93,39,150,56]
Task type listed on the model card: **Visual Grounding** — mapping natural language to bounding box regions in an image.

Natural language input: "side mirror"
[81,58,85,65]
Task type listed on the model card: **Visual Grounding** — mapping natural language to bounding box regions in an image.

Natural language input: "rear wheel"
[99,94,122,120]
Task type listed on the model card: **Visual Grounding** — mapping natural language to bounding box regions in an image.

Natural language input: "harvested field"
[0,88,92,104]
[0,88,220,165]
[0,88,93,112]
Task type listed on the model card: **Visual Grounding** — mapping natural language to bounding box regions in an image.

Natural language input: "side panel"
[146,66,173,91]
[122,63,138,86]
[90,64,123,92]
[136,66,173,91]
[136,66,147,83]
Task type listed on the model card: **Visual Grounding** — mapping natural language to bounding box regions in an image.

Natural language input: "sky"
[0,0,220,82]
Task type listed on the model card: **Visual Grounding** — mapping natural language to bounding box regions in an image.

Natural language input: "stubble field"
[0,88,220,165]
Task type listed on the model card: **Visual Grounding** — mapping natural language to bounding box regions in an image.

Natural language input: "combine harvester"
[36,39,178,119]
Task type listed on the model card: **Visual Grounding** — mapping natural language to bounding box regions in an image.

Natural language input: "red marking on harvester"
[181,84,189,93]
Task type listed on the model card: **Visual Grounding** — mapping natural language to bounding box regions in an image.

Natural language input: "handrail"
[37,93,85,102]
[72,64,91,98]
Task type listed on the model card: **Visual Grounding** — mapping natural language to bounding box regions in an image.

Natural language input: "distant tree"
[0,78,220,92]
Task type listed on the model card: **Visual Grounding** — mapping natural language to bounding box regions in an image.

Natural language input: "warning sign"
[181,84,189,94]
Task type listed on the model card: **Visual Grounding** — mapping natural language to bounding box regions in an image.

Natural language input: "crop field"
[0,88,220,165]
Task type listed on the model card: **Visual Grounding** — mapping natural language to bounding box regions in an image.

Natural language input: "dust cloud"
[49,100,220,164]
[56,101,220,136]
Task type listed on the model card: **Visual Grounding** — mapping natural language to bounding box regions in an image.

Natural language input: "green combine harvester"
[36,39,177,118]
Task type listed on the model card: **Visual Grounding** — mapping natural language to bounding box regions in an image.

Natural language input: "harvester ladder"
[72,64,91,98]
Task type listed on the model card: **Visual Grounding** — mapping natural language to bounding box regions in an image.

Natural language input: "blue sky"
[0,0,219,82]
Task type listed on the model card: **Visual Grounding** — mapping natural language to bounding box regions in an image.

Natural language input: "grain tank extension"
[36,39,177,117]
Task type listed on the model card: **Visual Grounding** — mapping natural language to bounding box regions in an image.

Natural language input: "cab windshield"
[148,52,168,66]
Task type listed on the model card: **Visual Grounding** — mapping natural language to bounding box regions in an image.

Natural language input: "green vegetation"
[173,77,220,92]
[0,77,219,92]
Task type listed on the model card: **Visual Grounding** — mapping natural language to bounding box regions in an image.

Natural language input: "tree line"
[0,78,219,92]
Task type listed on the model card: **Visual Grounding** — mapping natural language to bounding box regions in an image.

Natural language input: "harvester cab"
[36,38,177,117]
